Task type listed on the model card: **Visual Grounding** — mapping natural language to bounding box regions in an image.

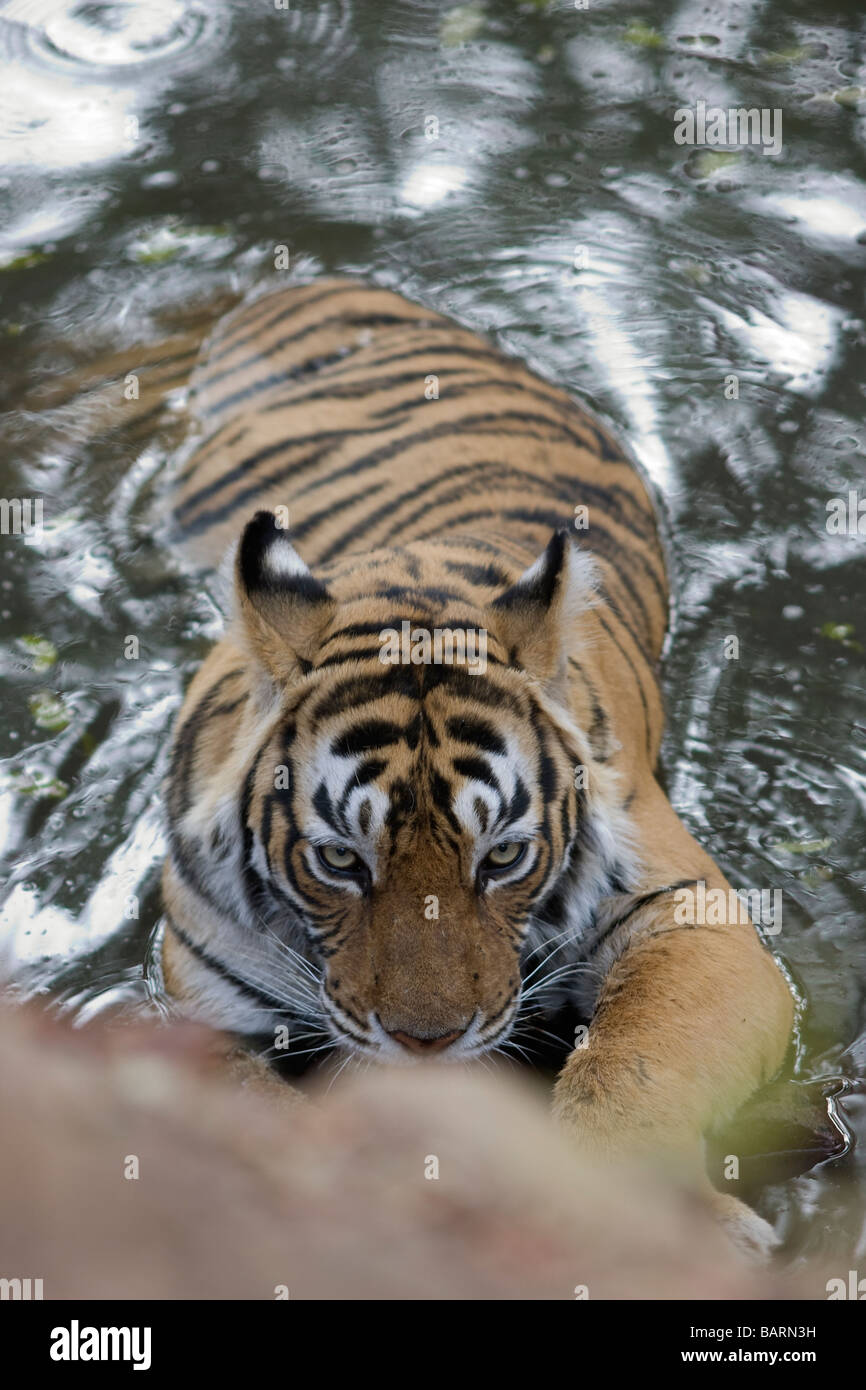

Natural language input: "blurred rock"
[0,1006,816,1300]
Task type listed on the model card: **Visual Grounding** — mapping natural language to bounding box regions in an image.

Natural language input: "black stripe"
[166,915,287,1012]
[181,403,605,541]
[199,350,351,417]
[529,700,559,806]
[443,558,512,588]
[595,608,655,759]
[261,341,517,397]
[507,774,531,823]
[445,716,507,755]
[337,759,386,820]
[176,439,336,523]
[199,312,421,398]
[482,993,519,1030]
[314,461,571,563]
[178,422,249,484]
[312,782,346,836]
[303,407,618,507]
[420,664,526,715]
[415,501,662,652]
[367,373,592,430]
[569,657,611,762]
[431,771,463,838]
[167,669,246,820]
[332,719,406,757]
[240,742,269,913]
[313,645,388,669]
[453,755,500,792]
[311,669,419,723]
[590,880,701,955]
[203,283,359,366]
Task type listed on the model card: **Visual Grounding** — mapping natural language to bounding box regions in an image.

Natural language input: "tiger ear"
[234,510,336,681]
[488,529,598,702]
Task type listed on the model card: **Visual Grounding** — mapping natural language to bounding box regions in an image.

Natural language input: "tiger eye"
[320,844,361,871]
[485,842,524,868]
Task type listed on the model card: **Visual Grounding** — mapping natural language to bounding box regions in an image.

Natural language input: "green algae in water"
[771,838,833,855]
[28,692,71,733]
[820,622,863,652]
[0,250,52,272]
[16,636,58,672]
[623,20,664,49]
[130,222,234,266]
[686,150,742,179]
[2,770,69,801]
[439,4,486,47]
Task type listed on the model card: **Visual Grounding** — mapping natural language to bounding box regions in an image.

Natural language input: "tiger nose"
[388,1028,464,1055]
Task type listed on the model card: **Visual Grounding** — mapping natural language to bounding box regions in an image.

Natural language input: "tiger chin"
[159,278,794,1260]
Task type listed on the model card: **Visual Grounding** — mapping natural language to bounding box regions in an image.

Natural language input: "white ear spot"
[262,537,310,581]
[516,548,549,589]
[511,538,598,619]
[561,542,600,622]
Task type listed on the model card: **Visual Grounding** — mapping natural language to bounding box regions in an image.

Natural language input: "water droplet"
[141,171,180,189]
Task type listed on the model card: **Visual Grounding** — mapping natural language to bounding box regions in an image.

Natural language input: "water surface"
[1,0,865,1267]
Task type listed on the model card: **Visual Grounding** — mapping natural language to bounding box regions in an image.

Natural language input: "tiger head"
[165,511,627,1061]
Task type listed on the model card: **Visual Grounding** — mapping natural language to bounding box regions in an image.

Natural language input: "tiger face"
[165,511,627,1061]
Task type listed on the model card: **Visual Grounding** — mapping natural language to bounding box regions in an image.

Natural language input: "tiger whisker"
[254,1029,331,1059]
[255,1036,335,1063]
[211,946,324,1016]
[493,1038,535,1063]
[211,937,320,988]
[510,1020,571,1049]
[519,960,590,996]
[325,1049,362,1092]
[523,918,579,959]
[519,938,578,988]
[258,921,323,985]
[239,924,324,994]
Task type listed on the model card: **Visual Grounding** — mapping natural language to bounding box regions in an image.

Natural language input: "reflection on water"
[0,0,864,1264]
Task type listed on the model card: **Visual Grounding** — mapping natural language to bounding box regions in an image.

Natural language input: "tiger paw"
[707,1190,782,1263]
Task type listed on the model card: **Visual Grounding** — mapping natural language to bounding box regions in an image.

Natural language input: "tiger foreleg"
[552,820,794,1256]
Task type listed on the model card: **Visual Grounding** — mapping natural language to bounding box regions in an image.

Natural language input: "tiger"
[159,277,794,1253]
